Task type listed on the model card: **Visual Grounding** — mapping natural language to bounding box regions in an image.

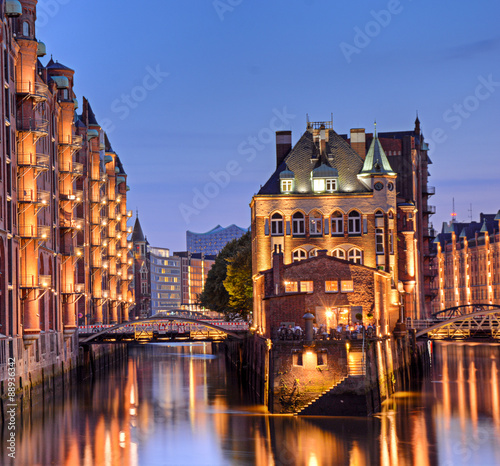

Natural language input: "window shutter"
[324,219,329,235]
[286,221,291,235]
[264,219,269,235]
[363,217,368,234]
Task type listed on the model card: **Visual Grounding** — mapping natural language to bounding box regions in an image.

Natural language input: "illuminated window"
[313,178,325,192]
[309,212,322,235]
[293,249,307,262]
[300,281,313,293]
[271,213,283,236]
[331,211,344,235]
[348,248,363,264]
[348,211,361,234]
[332,248,346,260]
[309,249,318,258]
[285,281,298,293]
[341,280,354,292]
[292,212,305,235]
[325,281,339,293]
[281,179,293,193]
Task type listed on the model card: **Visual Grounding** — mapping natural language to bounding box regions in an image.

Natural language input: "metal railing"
[16,81,50,102]
[17,117,49,135]
[19,224,51,240]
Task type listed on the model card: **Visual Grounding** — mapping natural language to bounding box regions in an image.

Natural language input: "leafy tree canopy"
[198,231,252,320]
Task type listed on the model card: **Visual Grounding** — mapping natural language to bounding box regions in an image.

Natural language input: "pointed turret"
[131,216,146,243]
[359,128,396,177]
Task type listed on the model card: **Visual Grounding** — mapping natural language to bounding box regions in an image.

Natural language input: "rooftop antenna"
[451,198,457,223]
[468,203,473,222]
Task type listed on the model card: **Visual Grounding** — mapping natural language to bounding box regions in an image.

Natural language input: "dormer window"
[279,165,295,194]
[281,179,293,193]
[312,163,338,193]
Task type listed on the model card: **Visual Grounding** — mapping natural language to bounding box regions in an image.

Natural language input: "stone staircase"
[296,340,367,416]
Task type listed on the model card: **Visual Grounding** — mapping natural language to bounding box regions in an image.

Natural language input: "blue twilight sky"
[36,0,500,251]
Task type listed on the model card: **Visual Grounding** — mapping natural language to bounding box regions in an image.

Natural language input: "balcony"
[60,213,84,231]
[20,274,52,289]
[18,189,50,206]
[61,245,83,258]
[19,224,51,240]
[17,117,49,137]
[61,283,85,294]
[18,152,50,171]
[423,227,436,238]
[16,81,50,103]
[424,205,436,215]
[423,185,436,196]
[59,161,84,176]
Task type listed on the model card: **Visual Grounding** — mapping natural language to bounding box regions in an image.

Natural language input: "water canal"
[3,341,500,465]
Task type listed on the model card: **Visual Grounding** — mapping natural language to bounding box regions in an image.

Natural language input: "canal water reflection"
[4,341,500,465]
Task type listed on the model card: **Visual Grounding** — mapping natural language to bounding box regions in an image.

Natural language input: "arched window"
[309,248,318,258]
[332,248,346,260]
[331,211,344,235]
[309,211,322,236]
[271,213,283,236]
[23,22,30,37]
[292,211,305,235]
[348,211,361,235]
[292,249,307,262]
[348,248,363,264]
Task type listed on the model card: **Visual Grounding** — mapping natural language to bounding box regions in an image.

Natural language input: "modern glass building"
[187,224,248,255]
[149,247,182,313]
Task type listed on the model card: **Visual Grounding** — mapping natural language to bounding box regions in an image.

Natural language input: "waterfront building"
[149,247,181,313]
[340,118,436,316]
[433,212,500,312]
[0,1,133,387]
[131,216,151,319]
[255,249,395,338]
[187,224,247,256]
[174,251,216,311]
[251,118,433,337]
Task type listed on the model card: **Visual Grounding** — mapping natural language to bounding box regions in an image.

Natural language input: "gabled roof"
[87,101,99,126]
[258,129,369,195]
[359,135,396,177]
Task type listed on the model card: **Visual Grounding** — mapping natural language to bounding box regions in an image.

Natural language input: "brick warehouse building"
[254,249,395,339]
[0,1,133,387]
[433,212,500,312]
[251,118,433,336]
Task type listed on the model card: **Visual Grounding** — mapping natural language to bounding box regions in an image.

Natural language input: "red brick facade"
[255,250,397,338]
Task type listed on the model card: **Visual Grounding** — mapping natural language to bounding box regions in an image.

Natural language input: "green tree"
[223,234,252,320]
[198,231,252,320]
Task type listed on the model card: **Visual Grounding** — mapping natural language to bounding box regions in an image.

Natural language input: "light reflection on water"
[3,341,500,465]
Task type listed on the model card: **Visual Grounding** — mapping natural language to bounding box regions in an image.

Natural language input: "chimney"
[350,128,366,159]
[319,125,326,155]
[276,131,292,168]
[272,246,284,295]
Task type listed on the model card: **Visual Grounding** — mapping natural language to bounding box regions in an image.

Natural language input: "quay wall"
[225,331,430,415]
[0,334,126,419]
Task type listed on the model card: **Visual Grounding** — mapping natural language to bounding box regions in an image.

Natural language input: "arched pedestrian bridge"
[413,304,500,340]
[79,316,248,344]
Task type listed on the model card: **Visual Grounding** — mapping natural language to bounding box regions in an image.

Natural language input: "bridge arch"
[79,316,246,344]
[416,306,500,339]
[432,303,500,319]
